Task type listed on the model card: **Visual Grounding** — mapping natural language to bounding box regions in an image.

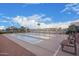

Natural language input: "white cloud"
[13,15,38,29]
[61,3,79,14]
[46,22,70,29]
[0,20,8,22]
[0,26,5,30]
[2,16,12,20]
[42,17,52,22]
[12,14,79,29]
[0,14,78,29]
[13,14,53,29]
[0,16,12,22]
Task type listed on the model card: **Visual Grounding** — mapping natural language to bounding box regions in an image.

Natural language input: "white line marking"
[0,53,8,54]
[53,46,61,56]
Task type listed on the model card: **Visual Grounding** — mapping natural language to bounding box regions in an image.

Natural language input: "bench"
[61,33,77,55]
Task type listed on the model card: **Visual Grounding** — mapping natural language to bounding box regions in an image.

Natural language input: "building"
[31,28,65,34]
[71,22,79,32]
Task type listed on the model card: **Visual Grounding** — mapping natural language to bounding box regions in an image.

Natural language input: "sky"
[0,3,79,29]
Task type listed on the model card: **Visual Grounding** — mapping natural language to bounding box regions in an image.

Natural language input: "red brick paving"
[0,35,35,56]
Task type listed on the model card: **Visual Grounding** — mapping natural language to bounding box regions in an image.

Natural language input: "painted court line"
[0,53,8,54]
[53,46,61,56]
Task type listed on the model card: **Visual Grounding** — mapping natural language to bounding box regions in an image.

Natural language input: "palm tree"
[27,28,30,32]
[37,23,40,28]
[20,26,26,33]
[37,23,40,33]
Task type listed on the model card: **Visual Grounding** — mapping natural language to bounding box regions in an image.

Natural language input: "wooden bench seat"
[61,39,75,47]
[61,33,77,55]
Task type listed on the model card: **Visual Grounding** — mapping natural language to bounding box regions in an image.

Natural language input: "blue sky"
[0,3,79,29]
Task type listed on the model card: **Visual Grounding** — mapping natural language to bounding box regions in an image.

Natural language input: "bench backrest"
[76,33,79,44]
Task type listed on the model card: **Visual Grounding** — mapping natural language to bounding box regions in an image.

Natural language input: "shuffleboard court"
[0,35,35,56]
[4,33,68,56]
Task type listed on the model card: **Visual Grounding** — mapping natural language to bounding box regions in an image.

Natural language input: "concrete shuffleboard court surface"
[3,33,71,56]
[0,34,35,56]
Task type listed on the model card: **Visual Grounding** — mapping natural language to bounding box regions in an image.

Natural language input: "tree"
[6,26,17,33]
[27,28,30,32]
[20,26,26,32]
[37,23,40,33]
[66,24,77,34]
[37,23,40,28]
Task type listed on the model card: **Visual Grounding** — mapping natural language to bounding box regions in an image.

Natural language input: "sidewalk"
[56,43,79,56]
